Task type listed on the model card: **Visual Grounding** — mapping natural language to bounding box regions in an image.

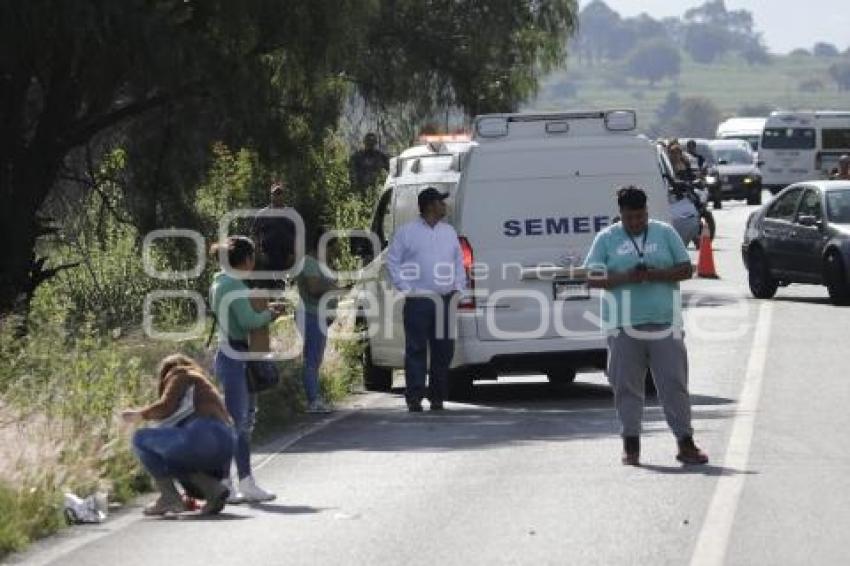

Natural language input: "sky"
[580,0,850,54]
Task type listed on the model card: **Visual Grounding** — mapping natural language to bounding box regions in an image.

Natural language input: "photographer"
[583,186,708,467]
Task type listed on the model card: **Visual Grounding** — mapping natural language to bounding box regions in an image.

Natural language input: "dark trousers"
[403,295,455,405]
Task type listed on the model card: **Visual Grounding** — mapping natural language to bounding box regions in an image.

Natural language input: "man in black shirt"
[349,133,390,192]
[251,182,297,287]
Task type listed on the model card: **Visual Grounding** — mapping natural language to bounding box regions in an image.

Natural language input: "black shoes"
[621,436,640,466]
[407,401,423,413]
[676,436,709,465]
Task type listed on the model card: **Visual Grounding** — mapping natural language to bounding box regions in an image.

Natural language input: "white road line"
[7,397,378,566]
[690,302,774,566]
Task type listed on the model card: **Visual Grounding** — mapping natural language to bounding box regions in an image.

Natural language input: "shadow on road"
[246,502,325,515]
[638,463,759,477]
[287,381,735,455]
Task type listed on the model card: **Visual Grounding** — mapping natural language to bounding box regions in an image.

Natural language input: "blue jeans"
[133,417,235,479]
[297,309,328,404]
[215,346,256,479]
[403,295,455,405]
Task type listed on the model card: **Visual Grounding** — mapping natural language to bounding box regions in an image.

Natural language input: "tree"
[829,60,850,91]
[739,103,775,117]
[625,40,682,86]
[740,37,771,65]
[656,92,682,123]
[684,23,730,63]
[814,43,840,58]
[660,97,723,139]
[576,0,622,65]
[0,0,579,316]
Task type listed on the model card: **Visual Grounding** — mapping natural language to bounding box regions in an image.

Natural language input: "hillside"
[530,52,850,134]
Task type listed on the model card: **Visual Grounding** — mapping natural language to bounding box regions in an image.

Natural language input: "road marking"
[690,302,774,566]
[7,396,380,566]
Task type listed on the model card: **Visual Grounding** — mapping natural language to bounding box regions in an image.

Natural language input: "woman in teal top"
[210,236,285,502]
[295,230,346,413]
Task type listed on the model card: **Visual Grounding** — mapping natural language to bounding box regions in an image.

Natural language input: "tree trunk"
[0,151,60,317]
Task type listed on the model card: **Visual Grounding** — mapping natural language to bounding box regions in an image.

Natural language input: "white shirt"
[386,218,467,295]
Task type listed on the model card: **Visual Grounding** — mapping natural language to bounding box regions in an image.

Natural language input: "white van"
[716,117,766,153]
[356,111,669,397]
[760,111,850,193]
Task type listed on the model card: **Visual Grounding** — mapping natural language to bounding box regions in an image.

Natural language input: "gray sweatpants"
[606,324,694,440]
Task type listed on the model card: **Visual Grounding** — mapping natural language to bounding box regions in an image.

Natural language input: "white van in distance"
[760,110,850,193]
[356,111,670,398]
[716,117,767,154]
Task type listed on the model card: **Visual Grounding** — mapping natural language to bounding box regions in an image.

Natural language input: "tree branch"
[58,85,200,151]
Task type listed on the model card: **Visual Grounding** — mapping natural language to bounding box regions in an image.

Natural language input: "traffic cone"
[696,221,719,279]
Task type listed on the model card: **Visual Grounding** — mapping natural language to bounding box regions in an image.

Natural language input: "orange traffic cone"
[696,221,719,279]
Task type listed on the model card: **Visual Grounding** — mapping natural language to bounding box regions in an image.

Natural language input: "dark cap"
[418,187,449,208]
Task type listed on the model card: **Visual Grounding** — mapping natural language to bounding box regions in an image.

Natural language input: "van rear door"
[457,139,666,342]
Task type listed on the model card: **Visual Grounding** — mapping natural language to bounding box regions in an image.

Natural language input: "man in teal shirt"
[584,186,708,467]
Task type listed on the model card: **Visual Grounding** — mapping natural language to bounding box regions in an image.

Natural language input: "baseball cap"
[417,187,449,208]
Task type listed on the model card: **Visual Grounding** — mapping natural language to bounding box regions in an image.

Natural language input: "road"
[7,196,850,566]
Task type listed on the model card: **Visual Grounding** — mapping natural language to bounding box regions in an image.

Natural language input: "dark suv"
[707,139,763,206]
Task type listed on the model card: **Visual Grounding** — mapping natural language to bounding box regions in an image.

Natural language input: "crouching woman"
[122,354,235,516]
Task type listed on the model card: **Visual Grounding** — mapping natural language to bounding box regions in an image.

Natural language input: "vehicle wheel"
[362,345,393,392]
[747,189,762,206]
[824,251,850,306]
[748,248,778,299]
[645,370,657,397]
[448,369,474,401]
[546,368,577,386]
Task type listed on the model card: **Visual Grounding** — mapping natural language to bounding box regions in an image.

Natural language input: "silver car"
[742,181,850,305]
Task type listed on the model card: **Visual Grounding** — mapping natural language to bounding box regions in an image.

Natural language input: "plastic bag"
[63,492,108,524]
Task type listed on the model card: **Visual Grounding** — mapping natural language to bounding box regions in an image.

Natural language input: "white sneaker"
[239,476,276,503]
[222,478,245,504]
[306,399,334,414]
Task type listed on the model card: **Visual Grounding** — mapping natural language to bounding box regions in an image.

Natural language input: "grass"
[531,52,850,127]
[0,304,363,558]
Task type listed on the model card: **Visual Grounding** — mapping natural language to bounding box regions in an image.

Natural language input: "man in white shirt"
[386,187,467,412]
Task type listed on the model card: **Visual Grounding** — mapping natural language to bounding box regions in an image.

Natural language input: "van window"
[762,128,816,150]
[822,129,850,150]
[766,188,803,221]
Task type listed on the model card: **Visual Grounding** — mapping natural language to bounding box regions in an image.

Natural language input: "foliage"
[813,43,840,58]
[625,40,682,86]
[1,0,579,316]
[829,59,850,91]
[657,97,723,139]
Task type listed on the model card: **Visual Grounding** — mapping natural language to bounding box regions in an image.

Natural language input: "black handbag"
[207,314,280,394]
[245,359,280,393]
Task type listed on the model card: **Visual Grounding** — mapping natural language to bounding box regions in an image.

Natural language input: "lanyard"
[627,226,649,259]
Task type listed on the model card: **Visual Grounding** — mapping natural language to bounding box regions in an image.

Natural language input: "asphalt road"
[8,194,850,566]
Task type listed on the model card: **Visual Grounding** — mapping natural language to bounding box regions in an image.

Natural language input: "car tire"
[546,368,577,386]
[747,189,762,206]
[748,248,778,299]
[824,251,850,306]
[362,344,393,392]
[448,369,474,401]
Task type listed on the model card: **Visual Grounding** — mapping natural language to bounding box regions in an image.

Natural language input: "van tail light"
[458,236,475,310]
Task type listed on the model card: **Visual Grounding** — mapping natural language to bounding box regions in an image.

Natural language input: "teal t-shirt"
[296,255,337,315]
[583,220,691,331]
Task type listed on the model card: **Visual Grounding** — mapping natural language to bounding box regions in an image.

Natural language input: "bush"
[625,40,682,86]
